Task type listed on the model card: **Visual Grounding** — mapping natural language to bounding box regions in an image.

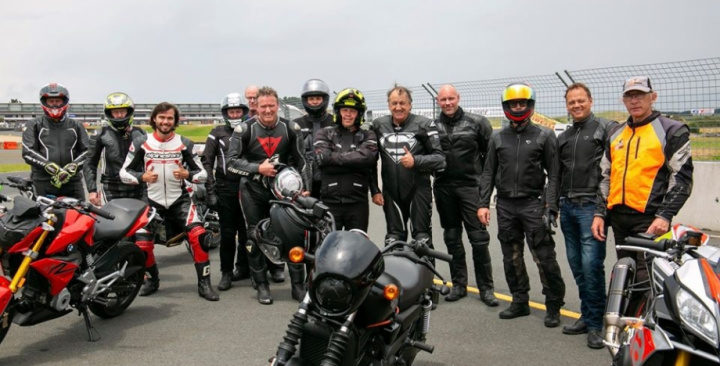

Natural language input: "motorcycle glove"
[63,163,79,177]
[55,168,73,185]
[45,162,62,176]
[206,186,219,210]
[543,208,558,234]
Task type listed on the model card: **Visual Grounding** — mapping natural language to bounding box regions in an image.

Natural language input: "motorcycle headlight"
[313,275,354,315]
[677,287,719,345]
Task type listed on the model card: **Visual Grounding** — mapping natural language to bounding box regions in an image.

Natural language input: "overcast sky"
[2,0,719,104]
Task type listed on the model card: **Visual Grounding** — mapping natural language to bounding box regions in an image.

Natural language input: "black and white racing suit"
[120,131,211,277]
[84,126,147,203]
[371,114,445,247]
[226,117,310,288]
[21,115,90,199]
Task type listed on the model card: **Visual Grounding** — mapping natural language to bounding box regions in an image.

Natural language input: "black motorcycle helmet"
[308,231,385,317]
[301,79,330,118]
[104,92,135,130]
[39,83,70,121]
[333,88,367,127]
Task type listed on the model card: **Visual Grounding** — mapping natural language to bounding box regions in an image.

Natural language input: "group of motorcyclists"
[19,77,694,356]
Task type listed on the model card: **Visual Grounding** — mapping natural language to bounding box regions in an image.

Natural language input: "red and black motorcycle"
[0,190,149,345]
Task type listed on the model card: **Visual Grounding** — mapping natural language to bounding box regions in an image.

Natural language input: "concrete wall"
[674,162,720,231]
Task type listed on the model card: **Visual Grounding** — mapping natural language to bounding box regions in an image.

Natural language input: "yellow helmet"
[501,83,536,122]
[104,92,135,130]
[333,88,366,127]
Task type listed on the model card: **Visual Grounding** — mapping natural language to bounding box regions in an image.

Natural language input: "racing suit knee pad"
[443,227,463,246]
[467,229,490,247]
[187,224,210,263]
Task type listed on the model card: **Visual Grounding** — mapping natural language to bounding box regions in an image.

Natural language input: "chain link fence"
[362,57,720,161]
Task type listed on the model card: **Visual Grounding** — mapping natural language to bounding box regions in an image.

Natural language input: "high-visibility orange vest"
[607,117,668,213]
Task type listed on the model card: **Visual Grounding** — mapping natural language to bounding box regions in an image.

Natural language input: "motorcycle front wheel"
[0,300,16,345]
[88,244,145,319]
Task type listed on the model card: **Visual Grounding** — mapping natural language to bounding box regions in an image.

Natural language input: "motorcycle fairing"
[8,226,44,254]
[30,258,79,296]
[0,277,12,316]
[46,210,95,255]
[125,207,150,238]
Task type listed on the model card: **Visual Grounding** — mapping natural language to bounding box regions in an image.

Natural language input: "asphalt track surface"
[0,168,717,365]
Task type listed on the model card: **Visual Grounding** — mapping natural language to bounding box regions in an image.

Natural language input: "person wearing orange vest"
[591,77,693,282]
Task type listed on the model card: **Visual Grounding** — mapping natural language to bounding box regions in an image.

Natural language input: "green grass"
[137,124,214,143]
[0,164,30,173]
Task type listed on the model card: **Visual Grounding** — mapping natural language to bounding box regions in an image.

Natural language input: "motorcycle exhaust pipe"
[604,257,636,356]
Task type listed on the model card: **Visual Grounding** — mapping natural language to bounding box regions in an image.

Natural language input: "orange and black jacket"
[595,111,693,221]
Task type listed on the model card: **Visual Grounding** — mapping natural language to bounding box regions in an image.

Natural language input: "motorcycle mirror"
[440,285,451,296]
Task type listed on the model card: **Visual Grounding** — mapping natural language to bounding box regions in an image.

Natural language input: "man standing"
[203,93,250,291]
[246,83,285,283]
[314,88,378,232]
[371,85,445,249]
[22,83,90,199]
[434,85,498,307]
[294,79,335,198]
[120,102,219,301]
[558,83,616,348]
[592,77,693,282]
[245,85,260,119]
[85,92,147,206]
[227,86,310,305]
[478,82,566,327]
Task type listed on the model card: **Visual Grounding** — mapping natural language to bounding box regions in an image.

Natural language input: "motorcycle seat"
[93,199,148,242]
[383,256,434,311]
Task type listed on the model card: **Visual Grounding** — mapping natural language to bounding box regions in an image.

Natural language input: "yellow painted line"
[433,279,581,319]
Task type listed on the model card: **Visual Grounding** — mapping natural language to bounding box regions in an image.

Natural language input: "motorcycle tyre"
[0,301,15,345]
[88,244,145,319]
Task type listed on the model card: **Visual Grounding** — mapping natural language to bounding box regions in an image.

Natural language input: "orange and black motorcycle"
[0,191,149,345]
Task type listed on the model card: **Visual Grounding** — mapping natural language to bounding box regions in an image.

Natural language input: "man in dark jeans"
[434,84,498,307]
[478,82,565,328]
[558,83,616,348]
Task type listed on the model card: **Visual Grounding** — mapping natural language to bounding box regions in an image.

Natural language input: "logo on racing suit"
[379,133,417,164]
[257,136,282,157]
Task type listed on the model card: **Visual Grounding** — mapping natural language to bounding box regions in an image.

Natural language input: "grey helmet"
[301,79,330,117]
[221,93,250,128]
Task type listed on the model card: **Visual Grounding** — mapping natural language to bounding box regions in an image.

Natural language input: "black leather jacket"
[22,115,90,181]
[294,114,334,183]
[479,120,560,212]
[314,125,379,204]
[557,113,616,199]
[371,114,446,200]
[202,125,241,185]
[226,117,310,189]
[435,107,493,187]
[84,126,147,192]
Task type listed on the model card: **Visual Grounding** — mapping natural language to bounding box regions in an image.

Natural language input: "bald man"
[434,85,498,307]
[245,85,260,119]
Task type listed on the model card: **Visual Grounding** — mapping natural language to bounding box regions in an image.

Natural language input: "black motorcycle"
[259,190,452,366]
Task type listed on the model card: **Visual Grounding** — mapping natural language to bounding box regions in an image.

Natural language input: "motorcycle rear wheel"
[88,245,144,319]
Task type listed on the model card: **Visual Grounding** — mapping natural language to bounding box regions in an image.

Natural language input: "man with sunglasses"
[591,77,693,283]
[478,82,566,328]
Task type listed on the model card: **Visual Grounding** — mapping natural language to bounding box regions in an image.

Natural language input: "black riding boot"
[249,251,272,305]
[195,261,220,301]
[139,264,160,296]
[288,263,306,302]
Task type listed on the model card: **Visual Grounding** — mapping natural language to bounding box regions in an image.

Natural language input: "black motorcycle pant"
[381,186,433,248]
[216,180,249,274]
[434,185,494,291]
[496,197,565,307]
[327,201,369,232]
[34,178,85,200]
[608,208,656,284]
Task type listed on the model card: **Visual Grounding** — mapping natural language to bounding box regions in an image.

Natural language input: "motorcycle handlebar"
[624,236,672,252]
[86,204,115,220]
[414,245,453,263]
[281,188,318,210]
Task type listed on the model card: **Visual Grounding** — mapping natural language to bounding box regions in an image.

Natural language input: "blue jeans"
[560,199,606,330]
